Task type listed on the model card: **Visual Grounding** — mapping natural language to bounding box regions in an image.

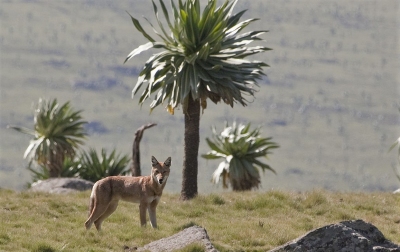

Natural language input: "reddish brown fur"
[84,156,171,231]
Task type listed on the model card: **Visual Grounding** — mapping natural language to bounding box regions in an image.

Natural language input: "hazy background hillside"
[1,0,399,193]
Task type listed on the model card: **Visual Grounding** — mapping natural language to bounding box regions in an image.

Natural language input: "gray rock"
[135,225,218,252]
[269,219,400,252]
[29,178,93,194]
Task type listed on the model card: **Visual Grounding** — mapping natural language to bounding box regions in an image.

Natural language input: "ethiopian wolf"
[84,156,171,231]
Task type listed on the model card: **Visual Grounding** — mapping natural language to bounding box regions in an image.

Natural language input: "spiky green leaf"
[125,0,271,114]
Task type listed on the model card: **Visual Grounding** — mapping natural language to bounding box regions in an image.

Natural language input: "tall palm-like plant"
[202,122,279,191]
[125,0,271,199]
[9,98,87,177]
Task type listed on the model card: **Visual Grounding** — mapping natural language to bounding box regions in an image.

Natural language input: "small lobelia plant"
[389,137,400,182]
[202,122,279,191]
[388,108,400,183]
[9,98,130,185]
[8,98,87,178]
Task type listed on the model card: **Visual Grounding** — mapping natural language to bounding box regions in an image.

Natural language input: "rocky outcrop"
[121,220,400,252]
[125,220,399,252]
[29,178,93,194]
[134,225,218,252]
[269,219,400,252]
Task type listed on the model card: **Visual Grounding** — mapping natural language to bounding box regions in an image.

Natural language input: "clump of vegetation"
[9,98,130,184]
[27,157,80,183]
[8,98,87,178]
[202,122,279,191]
[78,148,130,182]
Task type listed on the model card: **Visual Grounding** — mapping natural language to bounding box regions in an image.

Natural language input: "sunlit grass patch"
[209,194,225,205]
[174,221,200,233]
[176,242,206,252]
[0,234,11,245]
[31,243,56,252]
[302,190,328,208]
[0,190,399,251]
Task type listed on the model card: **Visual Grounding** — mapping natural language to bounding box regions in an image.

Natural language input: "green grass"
[0,189,399,251]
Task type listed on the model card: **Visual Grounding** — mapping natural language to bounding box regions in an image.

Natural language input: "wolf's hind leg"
[94,200,119,231]
[85,201,110,230]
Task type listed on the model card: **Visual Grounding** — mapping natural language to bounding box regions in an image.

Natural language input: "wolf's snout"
[158,178,163,184]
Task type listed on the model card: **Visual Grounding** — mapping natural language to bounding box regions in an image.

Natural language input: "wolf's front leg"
[139,202,148,227]
[148,200,158,228]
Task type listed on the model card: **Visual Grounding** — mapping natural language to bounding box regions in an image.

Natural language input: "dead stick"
[131,123,157,176]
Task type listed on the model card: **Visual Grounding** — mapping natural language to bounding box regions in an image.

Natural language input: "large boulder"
[269,219,400,252]
[133,225,218,252]
[29,178,94,194]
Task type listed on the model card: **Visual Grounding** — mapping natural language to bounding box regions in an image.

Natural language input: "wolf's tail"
[88,183,97,217]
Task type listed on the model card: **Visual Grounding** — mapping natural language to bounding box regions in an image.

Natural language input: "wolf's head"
[151,156,171,185]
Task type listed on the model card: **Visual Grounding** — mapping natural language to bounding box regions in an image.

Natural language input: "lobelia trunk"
[48,150,63,177]
[180,95,200,200]
[49,164,60,177]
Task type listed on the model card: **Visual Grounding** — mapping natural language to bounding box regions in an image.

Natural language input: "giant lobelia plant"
[124,0,271,199]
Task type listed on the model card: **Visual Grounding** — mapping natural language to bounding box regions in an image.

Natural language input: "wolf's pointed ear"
[164,157,171,167]
[151,156,158,166]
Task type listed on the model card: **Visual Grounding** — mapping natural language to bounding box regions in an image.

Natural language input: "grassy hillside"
[0,189,399,251]
[0,0,399,192]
